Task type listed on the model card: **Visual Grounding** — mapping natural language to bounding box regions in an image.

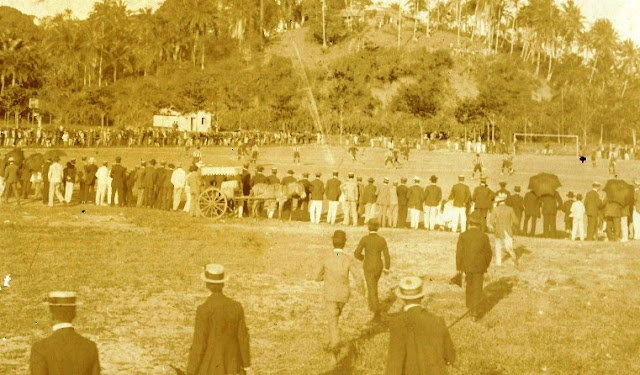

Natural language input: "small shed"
[153,109,213,132]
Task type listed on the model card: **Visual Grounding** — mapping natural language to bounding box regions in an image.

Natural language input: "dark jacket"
[143,166,155,188]
[362,183,378,204]
[110,164,126,188]
[424,184,442,207]
[267,174,280,185]
[326,177,342,201]
[187,292,251,375]
[310,179,325,200]
[250,172,269,187]
[4,163,19,184]
[449,183,471,208]
[299,178,311,201]
[396,184,409,206]
[540,191,563,215]
[505,193,525,218]
[385,307,455,375]
[602,199,622,218]
[241,169,251,195]
[456,227,492,273]
[354,233,391,273]
[523,191,541,217]
[584,190,602,216]
[30,327,100,375]
[407,185,424,210]
[42,162,52,184]
[472,185,494,209]
[84,164,97,186]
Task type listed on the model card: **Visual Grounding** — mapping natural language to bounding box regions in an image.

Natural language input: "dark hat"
[332,230,346,242]
[243,163,249,169]
[168,163,175,169]
[150,159,157,165]
[287,169,294,175]
[357,177,363,182]
[401,177,407,183]
[348,172,355,178]
[576,193,583,200]
[567,191,575,198]
[115,156,122,163]
[468,211,482,226]
[302,172,309,177]
[514,186,521,192]
[430,175,438,183]
[161,161,167,166]
[499,181,506,186]
[368,219,380,231]
[333,171,339,176]
[257,165,264,171]
[315,172,322,177]
[53,156,61,162]
[200,264,229,284]
[368,177,374,183]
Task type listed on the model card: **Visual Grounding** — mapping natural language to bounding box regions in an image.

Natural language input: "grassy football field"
[1,145,639,374]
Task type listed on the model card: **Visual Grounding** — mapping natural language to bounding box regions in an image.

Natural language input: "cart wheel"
[198,188,228,220]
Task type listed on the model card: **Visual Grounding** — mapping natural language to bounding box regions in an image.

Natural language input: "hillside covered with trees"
[0,0,639,144]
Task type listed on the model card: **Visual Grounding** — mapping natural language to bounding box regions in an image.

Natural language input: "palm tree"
[585,18,619,85]
[616,39,640,97]
[186,0,216,70]
[559,0,583,55]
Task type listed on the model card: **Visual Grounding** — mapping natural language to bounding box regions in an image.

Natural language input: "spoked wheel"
[198,188,228,220]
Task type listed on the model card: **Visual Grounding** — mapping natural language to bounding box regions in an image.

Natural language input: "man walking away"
[423,175,442,231]
[354,219,391,323]
[48,156,65,207]
[407,177,424,230]
[187,264,252,375]
[488,193,519,266]
[385,277,455,375]
[455,210,492,321]
[472,177,494,232]
[30,291,101,375]
[523,188,540,236]
[571,194,586,241]
[315,230,364,360]
[396,177,409,228]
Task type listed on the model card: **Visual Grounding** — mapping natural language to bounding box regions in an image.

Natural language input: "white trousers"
[310,200,323,223]
[342,201,358,226]
[96,183,108,206]
[495,232,515,266]
[327,201,339,224]
[173,188,184,211]
[571,216,585,240]
[451,207,467,233]
[0,176,5,197]
[621,216,629,242]
[364,203,377,223]
[48,182,64,206]
[633,210,640,240]
[409,208,421,229]
[64,182,74,203]
[423,206,438,230]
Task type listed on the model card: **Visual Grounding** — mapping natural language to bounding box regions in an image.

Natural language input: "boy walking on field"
[571,194,586,240]
[472,153,483,179]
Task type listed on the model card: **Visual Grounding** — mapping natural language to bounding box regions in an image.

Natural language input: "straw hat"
[395,277,426,300]
[200,264,229,284]
[44,291,81,306]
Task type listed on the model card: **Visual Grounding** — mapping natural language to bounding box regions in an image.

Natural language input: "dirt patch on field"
[47,212,150,233]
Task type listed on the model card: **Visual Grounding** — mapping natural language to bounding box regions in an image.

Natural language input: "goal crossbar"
[513,133,580,157]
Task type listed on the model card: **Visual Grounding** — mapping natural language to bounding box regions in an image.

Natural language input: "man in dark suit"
[42,158,52,205]
[162,164,175,211]
[84,158,97,204]
[385,277,455,375]
[354,219,391,322]
[110,156,126,207]
[188,264,252,375]
[540,190,563,238]
[506,186,525,234]
[496,181,511,197]
[298,172,311,221]
[153,161,167,209]
[325,171,342,225]
[2,157,20,204]
[602,197,622,241]
[455,211,492,320]
[523,188,540,236]
[250,165,269,187]
[267,167,280,185]
[585,182,602,240]
[396,177,409,228]
[309,172,325,224]
[362,177,378,224]
[472,177,494,232]
[407,177,424,230]
[449,175,471,233]
[30,291,100,375]
[143,159,156,208]
[240,164,251,217]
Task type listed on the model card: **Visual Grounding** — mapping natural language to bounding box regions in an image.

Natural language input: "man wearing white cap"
[488,193,518,266]
[633,180,640,240]
[341,172,359,226]
[377,178,392,227]
[385,277,455,374]
[30,291,101,374]
[95,161,109,206]
[187,264,252,375]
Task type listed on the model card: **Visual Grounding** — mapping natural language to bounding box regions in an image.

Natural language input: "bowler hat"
[315,172,322,177]
[395,276,426,300]
[368,219,380,231]
[115,156,122,163]
[333,171,339,176]
[200,264,229,284]
[44,291,81,306]
[257,165,264,172]
[302,172,309,177]
[287,169,294,175]
[499,181,506,186]
[576,193,583,200]
[567,191,575,198]
[357,177,363,182]
[368,177,374,183]
[468,211,482,225]
[514,186,521,192]
[401,177,407,183]
[332,230,346,242]
[430,175,438,183]
[348,172,355,178]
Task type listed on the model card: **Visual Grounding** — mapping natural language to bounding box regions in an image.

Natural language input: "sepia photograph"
[0,0,639,374]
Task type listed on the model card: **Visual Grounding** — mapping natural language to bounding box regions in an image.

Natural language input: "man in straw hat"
[30,291,100,374]
[2,156,20,205]
[187,264,252,375]
[354,219,391,323]
[362,177,378,224]
[377,177,392,227]
[488,193,519,266]
[455,210,493,321]
[341,172,359,226]
[385,277,456,374]
[315,230,364,358]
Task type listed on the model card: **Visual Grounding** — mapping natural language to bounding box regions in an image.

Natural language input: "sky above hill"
[3,0,639,45]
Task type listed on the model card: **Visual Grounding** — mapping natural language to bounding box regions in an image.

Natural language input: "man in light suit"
[385,277,455,375]
[316,230,364,358]
[30,291,100,375]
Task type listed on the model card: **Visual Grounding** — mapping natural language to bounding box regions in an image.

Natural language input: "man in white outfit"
[570,193,586,241]
[47,157,65,207]
[171,163,187,211]
[95,161,110,206]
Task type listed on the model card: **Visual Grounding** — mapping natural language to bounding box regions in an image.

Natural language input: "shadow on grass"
[318,293,398,375]
[513,245,531,261]
[477,276,518,320]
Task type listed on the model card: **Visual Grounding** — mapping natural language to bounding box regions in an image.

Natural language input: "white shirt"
[48,162,64,183]
[403,303,422,312]
[571,201,585,218]
[52,322,73,331]
[171,168,186,188]
[95,166,109,183]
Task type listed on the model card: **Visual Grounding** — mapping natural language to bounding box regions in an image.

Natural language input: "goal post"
[513,133,580,158]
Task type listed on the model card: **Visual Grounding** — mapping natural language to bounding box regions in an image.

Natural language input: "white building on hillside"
[153,109,213,133]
